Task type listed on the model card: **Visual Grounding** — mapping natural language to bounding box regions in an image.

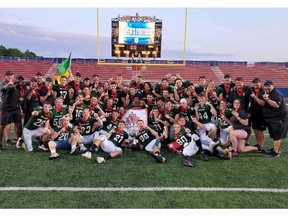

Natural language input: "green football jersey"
[50,105,69,129]
[170,129,191,146]
[219,108,233,129]
[109,130,128,146]
[53,125,73,141]
[102,115,119,132]
[25,106,54,130]
[198,103,213,124]
[68,100,88,123]
[75,118,96,136]
[52,84,70,104]
[137,129,155,146]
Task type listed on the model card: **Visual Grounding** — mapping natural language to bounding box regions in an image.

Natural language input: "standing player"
[136,120,166,163]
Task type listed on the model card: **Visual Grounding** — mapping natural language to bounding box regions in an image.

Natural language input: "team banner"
[121,108,148,140]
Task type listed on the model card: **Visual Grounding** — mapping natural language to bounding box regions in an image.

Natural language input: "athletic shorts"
[55,139,70,150]
[265,118,288,140]
[0,109,21,125]
[251,113,266,131]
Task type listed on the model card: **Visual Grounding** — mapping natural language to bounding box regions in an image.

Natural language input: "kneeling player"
[17,101,53,152]
[91,121,128,163]
[136,119,166,163]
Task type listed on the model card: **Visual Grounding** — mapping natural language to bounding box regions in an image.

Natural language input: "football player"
[91,121,129,163]
[136,119,166,163]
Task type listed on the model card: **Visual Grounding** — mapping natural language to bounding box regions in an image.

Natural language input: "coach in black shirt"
[0,71,23,151]
[262,80,288,157]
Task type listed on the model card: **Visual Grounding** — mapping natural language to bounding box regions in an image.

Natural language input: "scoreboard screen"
[111,18,162,58]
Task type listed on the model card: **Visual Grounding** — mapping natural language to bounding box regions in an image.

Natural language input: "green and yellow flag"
[55,52,72,84]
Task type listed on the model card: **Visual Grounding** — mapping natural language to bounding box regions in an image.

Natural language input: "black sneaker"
[6,139,12,145]
[255,144,268,154]
[265,151,280,158]
[267,148,281,154]
[182,156,194,167]
[200,151,209,161]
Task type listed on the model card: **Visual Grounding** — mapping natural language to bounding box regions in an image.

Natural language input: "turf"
[0,135,287,208]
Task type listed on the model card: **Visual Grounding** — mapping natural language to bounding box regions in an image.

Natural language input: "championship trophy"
[124,126,139,154]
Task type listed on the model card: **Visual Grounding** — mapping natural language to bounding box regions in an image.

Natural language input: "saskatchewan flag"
[54,52,72,84]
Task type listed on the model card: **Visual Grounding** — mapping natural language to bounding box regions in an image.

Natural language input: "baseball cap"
[75,72,81,77]
[224,74,231,78]
[45,77,53,82]
[5,71,13,76]
[35,72,42,76]
[252,78,260,83]
[16,75,24,80]
[264,80,273,86]
[30,78,37,82]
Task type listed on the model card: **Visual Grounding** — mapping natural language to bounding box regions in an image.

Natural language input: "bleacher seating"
[219,65,288,87]
[0,59,287,90]
[0,60,53,81]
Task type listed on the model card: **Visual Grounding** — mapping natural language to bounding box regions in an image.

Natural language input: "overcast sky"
[0,1,288,62]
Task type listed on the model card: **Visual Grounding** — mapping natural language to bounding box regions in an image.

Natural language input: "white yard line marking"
[0,187,287,193]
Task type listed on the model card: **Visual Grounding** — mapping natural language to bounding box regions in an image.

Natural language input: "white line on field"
[0,187,287,193]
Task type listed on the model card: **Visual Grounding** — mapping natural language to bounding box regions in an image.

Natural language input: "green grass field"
[0,134,288,208]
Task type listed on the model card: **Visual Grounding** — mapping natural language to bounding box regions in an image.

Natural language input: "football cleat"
[16,138,24,149]
[200,151,209,161]
[150,152,166,163]
[82,151,92,159]
[49,153,60,160]
[96,157,106,164]
[182,157,194,167]
[38,144,49,152]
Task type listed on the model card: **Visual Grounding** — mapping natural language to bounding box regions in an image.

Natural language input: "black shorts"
[265,118,288,141]
[251,113,266,131]
[0,109,22,126]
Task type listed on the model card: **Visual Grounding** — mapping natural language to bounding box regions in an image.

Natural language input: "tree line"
[0,45,39,58]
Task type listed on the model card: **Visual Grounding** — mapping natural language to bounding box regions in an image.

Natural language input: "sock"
[154,151,160,155]
[90,144,98,151]
[51,149,56,154]
[195,139,203,152]
[104,154,111,161]
[79,143,86,150]
[71,144,76,152]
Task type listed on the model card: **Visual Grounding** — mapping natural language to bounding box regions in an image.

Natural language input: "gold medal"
[225,95,229,99]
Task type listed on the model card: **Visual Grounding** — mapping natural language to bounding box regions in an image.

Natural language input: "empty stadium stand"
[1,58,287,95]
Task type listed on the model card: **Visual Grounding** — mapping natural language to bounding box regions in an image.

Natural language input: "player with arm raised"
[90,121,128,163]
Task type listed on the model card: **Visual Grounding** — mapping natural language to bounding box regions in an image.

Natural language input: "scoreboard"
[111,15,162,58]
